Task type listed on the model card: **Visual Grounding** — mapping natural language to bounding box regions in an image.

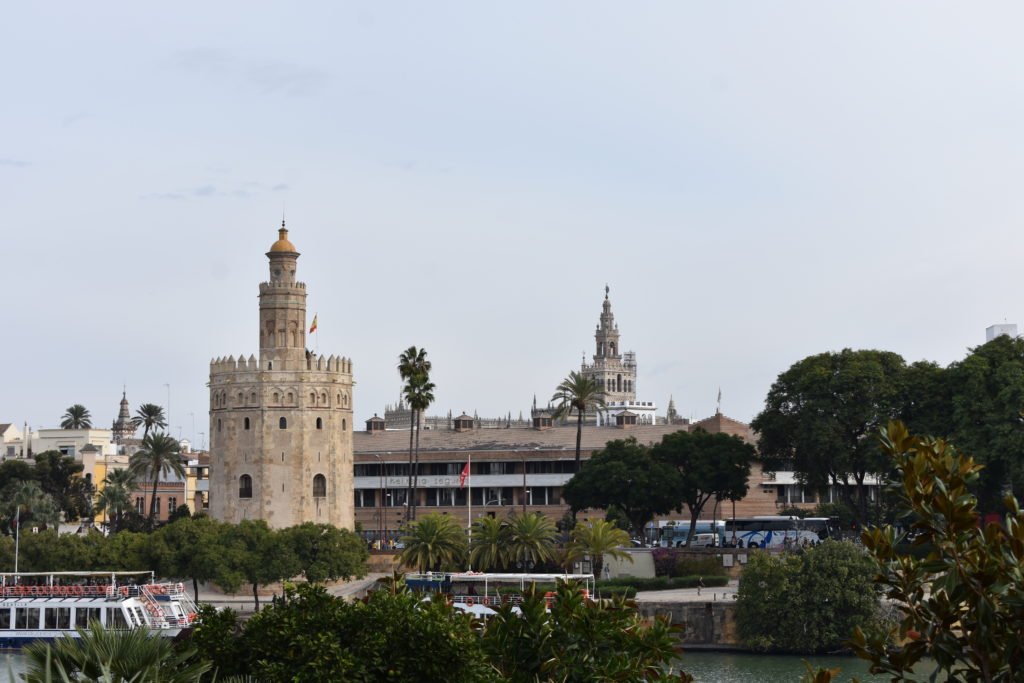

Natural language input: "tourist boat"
[405,572,595,616]
[0,571,199,649]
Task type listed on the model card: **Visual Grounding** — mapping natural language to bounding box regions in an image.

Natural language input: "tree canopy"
[652,428,754,545]
[752,348,907,525]
[562,437,680,538]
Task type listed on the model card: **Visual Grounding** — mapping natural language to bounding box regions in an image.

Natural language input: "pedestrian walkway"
[634,579,739,604]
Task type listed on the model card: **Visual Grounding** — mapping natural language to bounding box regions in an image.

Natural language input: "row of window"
[0,606,127,630]
[238,474,326,499]
[213,390,350,409]
[133,497,178,516]
[354,487,563,508]
[217,417,349,432]
[352,460,576,477]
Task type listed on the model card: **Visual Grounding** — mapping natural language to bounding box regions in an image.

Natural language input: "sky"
[3,3,1024,447]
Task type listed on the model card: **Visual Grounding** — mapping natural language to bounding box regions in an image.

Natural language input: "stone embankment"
[634,580,741,648]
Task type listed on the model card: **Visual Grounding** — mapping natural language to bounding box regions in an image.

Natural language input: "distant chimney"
[366,414,386,434]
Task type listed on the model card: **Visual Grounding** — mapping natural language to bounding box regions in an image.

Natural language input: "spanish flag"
[309,314,318,334]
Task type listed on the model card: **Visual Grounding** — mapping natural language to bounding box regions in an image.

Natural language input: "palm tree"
[551,371,605,473]
[398,346,431,521]
[96,469,135,532]
[398,512,467,573]
[404,372,435,521]
[569,519,633,580]
[133,403,167,439]
[5,480,61,531]
[470,515,509,571]
[23,621,210,683]
[129,432,183,524]
[60,404,92,429]
[506,512,557,571]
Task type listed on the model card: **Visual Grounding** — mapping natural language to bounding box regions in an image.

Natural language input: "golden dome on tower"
[269,222,297,253]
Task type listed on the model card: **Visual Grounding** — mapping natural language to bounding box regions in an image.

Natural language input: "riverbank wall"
[638,601,740,648]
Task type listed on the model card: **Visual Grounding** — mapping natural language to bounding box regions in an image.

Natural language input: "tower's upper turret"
[269,225,297,254]
[594,284,621,360]
[259,222,307,362]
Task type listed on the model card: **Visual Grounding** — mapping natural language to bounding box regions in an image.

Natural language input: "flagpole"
[467,453,472,568]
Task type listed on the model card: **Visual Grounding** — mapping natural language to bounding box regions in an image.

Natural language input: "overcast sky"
[3,3,1023,446]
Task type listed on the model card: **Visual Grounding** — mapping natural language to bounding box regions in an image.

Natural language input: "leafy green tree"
[2,480,60,535]
[150,516,230,600]
[551,370,605,473]
[133,402,167,439]
[129,431,183,524]
[568,518,632,579]
[24,621,210,683]
[398,512,467,572]
[469,515,509,571]
[283,522,368,583]
[60,404,92,429]
[652,428,754,546]
[235,582,494,683]
[222,520,300,610]
[900,359,952,438]
[851,421,1024,680]
[944,335,1024,512]
[33,450,87,521]
[0,458,34,491]
[506,511,556,571]
[398,345,432,522]
[481,581,690,683]
[562,437,681,539]
[752,348,907,525]
[736,540,881,653]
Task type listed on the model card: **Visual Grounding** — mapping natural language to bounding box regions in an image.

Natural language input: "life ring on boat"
[150,584,165,595]
[188,612,197,623]
[72,585,84,597]
[119,586,129,597]
[544,591,556,609]
[465,597,475,607]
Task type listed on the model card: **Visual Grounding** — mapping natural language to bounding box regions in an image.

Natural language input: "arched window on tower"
[310,392,316,405]
[343,419,347,431]
[287,392,294,404]
[239,475,253,499]
[313,474,326,498]
[279,417,288,429]
[217,419,222,432]
[316,417,323,430]
[244,417,250,430]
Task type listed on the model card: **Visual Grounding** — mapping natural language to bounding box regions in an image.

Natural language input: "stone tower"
[581,286,637,404]
[111,391,136,444]
[208,223,355,529]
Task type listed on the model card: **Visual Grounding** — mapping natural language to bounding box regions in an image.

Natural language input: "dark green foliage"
[563,437,681,537]
[944,335,1024,512]
[736,540,882,653]
[851,422,1024,680]
[282,522,369,582]
[235,582,494,682]
[187,605,244,680]
[24,622,210,683]
[652,429,754,546]
[481,581,692,682]
[752,349,907,525]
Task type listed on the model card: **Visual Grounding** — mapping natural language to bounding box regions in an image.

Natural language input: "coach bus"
[723,516,840,549]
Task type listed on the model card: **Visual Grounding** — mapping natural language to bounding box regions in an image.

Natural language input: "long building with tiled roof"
[353,411,792,543]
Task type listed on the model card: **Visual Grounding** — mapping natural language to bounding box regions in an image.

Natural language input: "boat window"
[45,606,72,629]
[0,608,9,629]
[15,608,41,629]
[107,608,128,629]
[75,607,102,628]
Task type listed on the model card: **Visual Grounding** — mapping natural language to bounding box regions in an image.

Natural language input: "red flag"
[459,461,470,489]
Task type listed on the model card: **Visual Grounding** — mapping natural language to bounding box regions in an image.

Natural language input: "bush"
[736,540,882,653]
